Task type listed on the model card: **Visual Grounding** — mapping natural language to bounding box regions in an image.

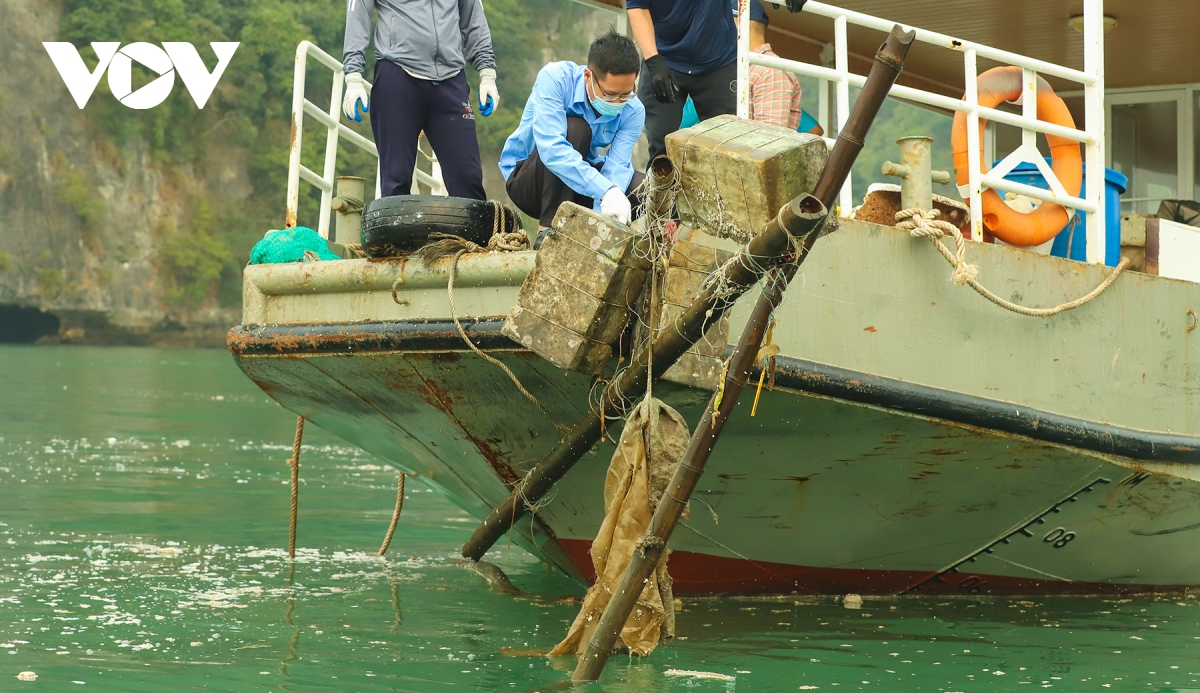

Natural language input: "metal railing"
[285,41,443,238]
[739,1,1107,264]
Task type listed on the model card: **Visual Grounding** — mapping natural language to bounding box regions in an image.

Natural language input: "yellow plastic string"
[751,320,776,417]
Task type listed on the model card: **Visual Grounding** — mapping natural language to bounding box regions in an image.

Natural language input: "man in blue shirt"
[500,32,645,238]
[628,0,800,161]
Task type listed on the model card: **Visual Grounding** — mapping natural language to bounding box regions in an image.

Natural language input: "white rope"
[896,207,1128,318]
[895,208,978,285]
[633,165,681,406]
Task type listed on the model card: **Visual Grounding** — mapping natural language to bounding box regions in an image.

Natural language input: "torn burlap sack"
[548,396,690,657]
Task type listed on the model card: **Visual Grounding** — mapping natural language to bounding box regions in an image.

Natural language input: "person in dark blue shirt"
[627,0,803,160]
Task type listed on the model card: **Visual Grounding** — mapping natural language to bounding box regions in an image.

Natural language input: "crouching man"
[499,31,645,243]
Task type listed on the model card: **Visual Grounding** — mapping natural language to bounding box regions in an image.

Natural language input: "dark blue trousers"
[370,60,487,200]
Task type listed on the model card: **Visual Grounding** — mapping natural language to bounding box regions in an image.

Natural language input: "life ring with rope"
[950,66,1083,247]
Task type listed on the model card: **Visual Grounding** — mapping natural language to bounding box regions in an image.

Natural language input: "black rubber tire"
[361,195,500,257]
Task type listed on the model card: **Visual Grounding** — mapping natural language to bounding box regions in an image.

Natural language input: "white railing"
[739,1,1107,264]
[285,41,443,238]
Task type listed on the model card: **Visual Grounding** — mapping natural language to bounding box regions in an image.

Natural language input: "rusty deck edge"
[227,319,1200,465]
[227,318,515,356]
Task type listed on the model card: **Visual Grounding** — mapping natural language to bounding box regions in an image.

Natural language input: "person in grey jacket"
[342,0,500,200]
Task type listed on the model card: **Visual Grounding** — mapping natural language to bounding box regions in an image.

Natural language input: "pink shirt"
[749,44,802,130]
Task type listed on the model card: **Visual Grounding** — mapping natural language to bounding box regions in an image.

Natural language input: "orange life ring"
[950,66,1082,247]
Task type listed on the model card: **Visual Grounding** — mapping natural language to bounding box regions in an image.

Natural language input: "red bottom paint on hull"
[558,539,1187,597]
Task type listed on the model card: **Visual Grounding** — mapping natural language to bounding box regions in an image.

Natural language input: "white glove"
[342,72,369,122]
[478,67,499,115]
[600,186,632,225]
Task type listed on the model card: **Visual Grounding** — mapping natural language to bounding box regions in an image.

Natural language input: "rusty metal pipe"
[644,155,676,221]
[571,24,915,682]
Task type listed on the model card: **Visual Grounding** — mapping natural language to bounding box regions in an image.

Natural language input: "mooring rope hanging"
[897,207,1129,317]
[408,208,570,436]
[377,472,406,556]
[286,415,304,560]
[444,248,568,435]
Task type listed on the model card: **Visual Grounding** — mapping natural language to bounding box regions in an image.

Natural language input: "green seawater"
[2,344,1200,692]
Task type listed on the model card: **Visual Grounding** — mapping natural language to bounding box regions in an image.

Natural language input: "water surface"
[2,345,1198,691]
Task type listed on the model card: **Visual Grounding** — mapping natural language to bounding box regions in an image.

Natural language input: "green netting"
[249,226,341,265]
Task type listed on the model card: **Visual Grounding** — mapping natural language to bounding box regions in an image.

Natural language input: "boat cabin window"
[1109,97,1180,214]
[1105,88,1200,215]
[1194,92,1200,203]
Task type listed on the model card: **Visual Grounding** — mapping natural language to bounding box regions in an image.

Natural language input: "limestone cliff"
[0,0,245,346]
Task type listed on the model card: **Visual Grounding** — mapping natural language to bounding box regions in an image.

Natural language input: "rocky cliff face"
[0,0,246,347]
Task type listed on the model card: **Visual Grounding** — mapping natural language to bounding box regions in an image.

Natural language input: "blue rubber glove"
[342,72,369,122]
[478,68,499,117]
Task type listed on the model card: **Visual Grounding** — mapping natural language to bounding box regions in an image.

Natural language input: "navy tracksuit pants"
[370,60,487,200]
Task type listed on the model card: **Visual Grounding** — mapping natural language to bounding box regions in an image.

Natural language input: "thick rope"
[414,202,527,266]
[896,208,1128,317]
[286,416,304,560]
[486,201,530,252]
[336,196,365,213]
[896,208,978,284]
[377,472,405,556]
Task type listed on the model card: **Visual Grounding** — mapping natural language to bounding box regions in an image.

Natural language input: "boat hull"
[230,320,1200,596]
[229,218,1200,595]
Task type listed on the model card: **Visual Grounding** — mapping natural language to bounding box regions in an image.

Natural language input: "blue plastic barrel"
[996,159,1127,267]
[679,96,822,135]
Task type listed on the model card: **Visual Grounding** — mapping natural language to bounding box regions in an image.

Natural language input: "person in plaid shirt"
[748,16,807,131]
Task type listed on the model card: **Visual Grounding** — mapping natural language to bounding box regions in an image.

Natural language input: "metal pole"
[736,0,751,120]
[332,176,368,245]
[429,144,448,196]
[881,136,944,211]
[1083,0,1106,263]
[834,15,852,214]
[318,70,345,238]
[285,43,309,228]
[571,25,915,683]
[818,43,834,135]
[964,49,984,242]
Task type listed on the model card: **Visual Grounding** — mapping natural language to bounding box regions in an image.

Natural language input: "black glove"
[644,55,678,104]
[785,0,806,11]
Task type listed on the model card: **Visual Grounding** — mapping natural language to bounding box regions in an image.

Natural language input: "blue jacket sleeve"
[598,107,645,196]
[529,71,615,202]
[342,0,375,74]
